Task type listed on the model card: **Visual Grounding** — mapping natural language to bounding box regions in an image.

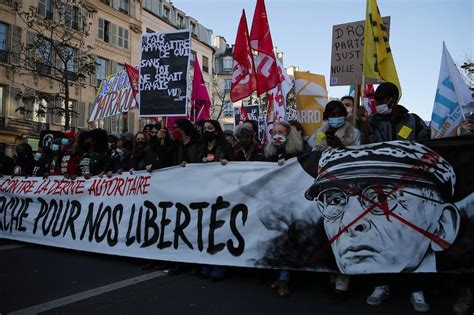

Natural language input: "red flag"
[249,0,279,95]
[231,10,257,103]
[125,64,139,108]
[192,57,211,121]
[239,103,250,124]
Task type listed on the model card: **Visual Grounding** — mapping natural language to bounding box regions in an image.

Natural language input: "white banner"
[1,141,473,274]
[0,160,316,268]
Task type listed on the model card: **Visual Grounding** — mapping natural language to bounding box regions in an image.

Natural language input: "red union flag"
[191,57,211,121]
[231,10,256,103]
[249,0,279,95]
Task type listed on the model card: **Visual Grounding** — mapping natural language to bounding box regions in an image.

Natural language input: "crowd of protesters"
[0,82,473,313]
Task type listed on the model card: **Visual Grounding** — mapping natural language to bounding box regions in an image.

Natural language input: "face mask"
[34,152,42,161]
[61,138,70,145]
[52,144,60,152]
[172,130,182,141]
[203,131,216,141]
[376,103,392,115]
[328,117,346,129]
[272,134,286,146]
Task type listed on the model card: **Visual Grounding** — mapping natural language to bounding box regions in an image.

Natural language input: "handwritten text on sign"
[330,17,390,86]
[139,31,191,117]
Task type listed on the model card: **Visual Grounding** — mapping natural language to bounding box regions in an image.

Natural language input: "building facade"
[0,0,214,155]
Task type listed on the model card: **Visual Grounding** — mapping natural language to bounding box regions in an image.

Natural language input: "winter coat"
[361,105,430,144]
[312,121,361,151]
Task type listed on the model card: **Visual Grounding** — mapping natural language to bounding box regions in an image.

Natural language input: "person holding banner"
[234,125,264,162]
[359,82,429,144]
[12,143,34,177]
[312,100,360,152]
[199,120,233,281]
[169,119,201,166]
[77,129,112,179]
[198,120,234,165]
[265,121,304,297]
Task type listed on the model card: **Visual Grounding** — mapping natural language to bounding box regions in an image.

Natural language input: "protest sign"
[39,130,64,150]
[234,105,260,126]
[330,17,390,86]
[89,69,138,122]
[139,31,191,117]
[294,71,328,139]
[2,139,473,274]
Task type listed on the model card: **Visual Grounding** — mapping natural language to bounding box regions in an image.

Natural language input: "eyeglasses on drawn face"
[313,184,443,221]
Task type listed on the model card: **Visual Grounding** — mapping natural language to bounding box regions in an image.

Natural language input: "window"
[202,56,209,73]
[190,22,197,34]
[118,27,129,49]
[100,0,110,5]
[65,4,80,30]
[117,63,125,72]
[0,23,8,63]
[163,6,170,19]
[98,18,110,43]
[177,14,184,28]
[223,58,233,71]
[224,79,231,92]
[190,50,196,66]
[38,0,53,19]
[97,57,108,87]
[35,38,52,75]
[223,101,233,117]
[119,0,129,14]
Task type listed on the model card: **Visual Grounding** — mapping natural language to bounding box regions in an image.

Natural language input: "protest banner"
[139,30,191,117]
[330,17,390,86]
[1,139,473,274]
[88,69,138,122]
[294,71,328,139]
[234,105,260,126]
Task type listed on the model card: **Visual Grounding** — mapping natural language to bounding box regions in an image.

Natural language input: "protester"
[0,144,14,176]
[142,123,155,136]
[341,95,355,122]
[356,83,431,311]
[312,100,360,152]
[32,145,54,178]
[265,121,303,297]
[58,130,81,179]
[309,100,361,295]
[198,120,233,164]
[288,120,312,153]
[115,135,134,173]
[12,143,34,177]
[129,131,150,172]
[77,129,112,178]
[234,125,264,161]
[199,119,233,280]
[170,119,201,166]
[224,129,241,157]
[359,82,430,143]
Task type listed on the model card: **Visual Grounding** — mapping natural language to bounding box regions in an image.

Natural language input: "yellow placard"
[398,125,413,139]
[294,71,328,138]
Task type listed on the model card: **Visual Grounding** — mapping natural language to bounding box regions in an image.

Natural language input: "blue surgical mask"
[52,144,60,152]
[376,103,392,115]
[328,117,345,129]
[34,152,42,161]
[61,138,70,145]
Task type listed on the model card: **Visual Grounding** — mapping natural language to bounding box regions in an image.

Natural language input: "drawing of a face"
[313,181,460,273]
[304,141,461,274]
